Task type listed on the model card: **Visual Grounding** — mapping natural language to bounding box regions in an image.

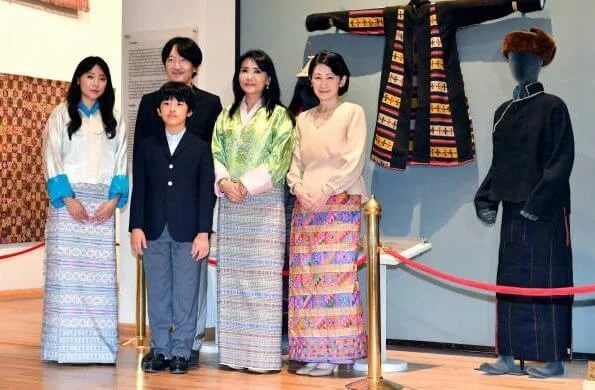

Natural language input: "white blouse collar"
[240,97,263,127]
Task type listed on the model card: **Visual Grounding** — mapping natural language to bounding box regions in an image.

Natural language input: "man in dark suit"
[134,36,222,150]
[130,82,216,374]
[133,37,222,369]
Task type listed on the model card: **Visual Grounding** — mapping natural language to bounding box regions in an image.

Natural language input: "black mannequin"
[476,28,573,379]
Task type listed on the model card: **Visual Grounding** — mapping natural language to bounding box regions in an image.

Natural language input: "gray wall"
[241,0,595,352]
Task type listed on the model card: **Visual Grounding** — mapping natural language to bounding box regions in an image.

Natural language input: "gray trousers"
[143,225,203,359]
[192,257,208,350]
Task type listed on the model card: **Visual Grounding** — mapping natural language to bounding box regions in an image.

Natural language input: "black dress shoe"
[188,349,200,368]
[170,356,189,374]
[140,348,154,370]
[142,353,170,373]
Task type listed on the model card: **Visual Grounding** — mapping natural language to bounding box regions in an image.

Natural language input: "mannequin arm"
[475,165,500,224]
[306,7,385,35]
[442,0,545,28]
[522,102,574,218]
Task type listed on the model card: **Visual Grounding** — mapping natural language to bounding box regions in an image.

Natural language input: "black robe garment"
[475,82,574,361]
[306,0,545,170]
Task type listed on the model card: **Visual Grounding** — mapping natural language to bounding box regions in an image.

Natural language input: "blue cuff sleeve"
[108,175,129,208]
[46,174,75,208]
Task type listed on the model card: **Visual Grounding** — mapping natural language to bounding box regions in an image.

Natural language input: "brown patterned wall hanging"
[0,73,69,244]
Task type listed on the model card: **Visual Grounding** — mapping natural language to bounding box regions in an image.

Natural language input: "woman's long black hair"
[229,49,294,125]
[66,56,117,139]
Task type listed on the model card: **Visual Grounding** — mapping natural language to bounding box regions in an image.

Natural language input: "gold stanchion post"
[585,361,595,389]
[346,196,402,390]
[122,255,150,348]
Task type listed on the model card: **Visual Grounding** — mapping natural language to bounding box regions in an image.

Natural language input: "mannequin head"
[508,51,542,84]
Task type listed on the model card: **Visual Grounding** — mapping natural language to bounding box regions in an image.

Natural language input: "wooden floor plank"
[0,298,587,389]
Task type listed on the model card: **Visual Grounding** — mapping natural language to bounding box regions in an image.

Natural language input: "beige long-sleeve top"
[286,101,368,201]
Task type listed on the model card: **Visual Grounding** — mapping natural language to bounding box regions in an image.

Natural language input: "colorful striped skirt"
[41,183,118,364]
[288,193,367,363]
[217,185,285,371]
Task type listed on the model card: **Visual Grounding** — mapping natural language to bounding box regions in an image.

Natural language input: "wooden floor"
[0,298,587,390]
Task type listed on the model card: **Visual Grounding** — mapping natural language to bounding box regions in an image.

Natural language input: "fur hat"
[502,27,556,66]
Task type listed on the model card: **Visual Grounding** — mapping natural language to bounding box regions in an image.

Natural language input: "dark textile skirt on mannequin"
[496,202,573,361]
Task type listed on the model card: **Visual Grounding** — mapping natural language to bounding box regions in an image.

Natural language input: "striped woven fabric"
[288,193,367,363]
[217,185,285,371]
[41,183,118,364]
[423,4,474,165]
[347,9,384,35]
[371,8,406,168]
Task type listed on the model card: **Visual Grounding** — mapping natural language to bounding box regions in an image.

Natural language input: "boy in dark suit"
[133,37,221,368]
[129,81,215,374]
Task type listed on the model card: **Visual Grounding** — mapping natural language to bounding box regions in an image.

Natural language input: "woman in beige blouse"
[286,51,368,377]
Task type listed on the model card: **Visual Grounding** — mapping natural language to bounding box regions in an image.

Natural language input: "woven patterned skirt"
[41,183,118,363]
[288,193,367,363]
[217,185,285,371]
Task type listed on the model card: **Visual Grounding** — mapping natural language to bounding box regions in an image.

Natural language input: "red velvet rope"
[355,255,367,268]
[383,247,595,297]
[0,242,120,261]
[6,244,591,296]
[0,242,45,260]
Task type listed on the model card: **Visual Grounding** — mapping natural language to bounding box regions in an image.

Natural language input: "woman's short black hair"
[161,37,203,68]
[156,81,196,114]
[308,50,351,96]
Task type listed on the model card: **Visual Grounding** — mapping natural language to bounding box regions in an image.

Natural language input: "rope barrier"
[383,247,595,297]
[0,241,120,261]
[6,242,591,297]
[0,242,45,260]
